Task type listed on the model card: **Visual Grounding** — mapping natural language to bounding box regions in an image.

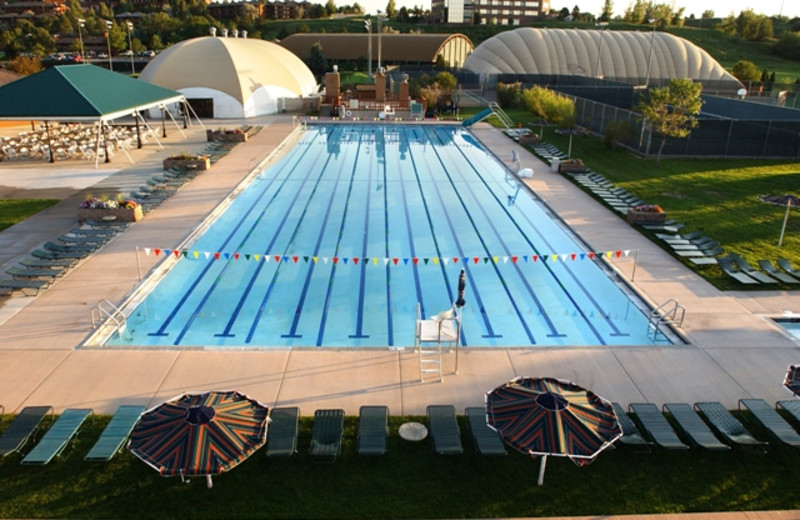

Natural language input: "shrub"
[496,82,521,109]
[603,120,636,149]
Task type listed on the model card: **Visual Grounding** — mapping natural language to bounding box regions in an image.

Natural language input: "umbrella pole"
[206,475,213,489]
[779,200,792,246]
[537,455,548,486]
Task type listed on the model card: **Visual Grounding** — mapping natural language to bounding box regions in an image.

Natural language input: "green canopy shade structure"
[0,64,185,122]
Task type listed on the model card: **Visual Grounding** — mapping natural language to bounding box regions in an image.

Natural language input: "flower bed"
[163,156,210,171]
[78,196,142,223]
[626,204,666,225]
[206,129,247,142]
[558,159,586,174]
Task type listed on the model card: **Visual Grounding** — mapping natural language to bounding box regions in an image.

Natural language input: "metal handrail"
[648,298,685,339]
[90,298,126,336]
[488,102,514,129]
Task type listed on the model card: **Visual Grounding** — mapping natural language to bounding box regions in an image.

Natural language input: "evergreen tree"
[599,0,613,22]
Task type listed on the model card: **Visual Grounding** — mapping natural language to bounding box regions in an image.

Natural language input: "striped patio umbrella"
[486,376,621,485]
[127,390,269,488]
[783,364,800,398]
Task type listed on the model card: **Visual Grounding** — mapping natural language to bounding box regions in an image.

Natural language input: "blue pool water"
[107,124,667,348]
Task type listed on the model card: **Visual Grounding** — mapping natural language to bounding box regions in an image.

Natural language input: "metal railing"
[648,298,685,340]
[89,298,126,336]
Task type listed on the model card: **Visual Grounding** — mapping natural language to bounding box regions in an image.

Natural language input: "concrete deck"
[0,117,798,418]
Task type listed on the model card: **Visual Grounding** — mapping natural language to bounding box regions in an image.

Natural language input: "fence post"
[724,119,733,157]
[762,120,772,158]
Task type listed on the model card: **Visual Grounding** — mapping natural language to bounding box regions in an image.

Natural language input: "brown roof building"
[279,33,474,68]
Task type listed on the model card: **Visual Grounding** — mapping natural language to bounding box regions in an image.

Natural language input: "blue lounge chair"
[611,402,652,452]
[694,402,766,451]
[427,405,463,455]
[0,406,54,457]
[776,400,800,426]
[85,405,145,461]
[465,407,506,455]
[662,403,728,451]
[309,409,345,463]
[738,399,800,448]
[21,409,93,465]
[629,403,689,450]
[266,407,299,457]
[356,405,388,456]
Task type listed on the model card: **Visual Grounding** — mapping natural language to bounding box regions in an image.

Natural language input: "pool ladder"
[648,298,685,340]
[90,299,126,336]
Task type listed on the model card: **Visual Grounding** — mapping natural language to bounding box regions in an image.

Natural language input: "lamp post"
[644,19,657,88]
[376,10,382,71]
[364,17,372,80]
[126,22,134,73]
[104,20,113,71]
[77,18,85,60]
[594,22,608,78]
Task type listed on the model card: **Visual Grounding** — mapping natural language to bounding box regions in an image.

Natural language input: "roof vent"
[241,30,247,39]
[209,26,217,37]
[221,28,228,37]
[232,29,239,38]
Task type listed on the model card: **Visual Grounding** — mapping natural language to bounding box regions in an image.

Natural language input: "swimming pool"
[105,124,668,349]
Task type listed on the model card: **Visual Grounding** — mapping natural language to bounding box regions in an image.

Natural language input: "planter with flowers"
[558,158,586,174]
[163,152,210,171]
[206,128,247,142]
[78,195,142,223]
[626,204,666,225]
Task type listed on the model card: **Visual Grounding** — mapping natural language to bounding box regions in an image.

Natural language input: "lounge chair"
[738,398,800,448]
[662,403,729,451]
[0,406,54,457]
[31,248,87,261]
[656,230,704,241]
[21,409,93,465]
[675,246,724,258]
[58,234,107,245]
[778,258,800,279]
[427,405,463,455]
[693,402,766,451]
[690,256,720,266]
[639,220,686,233]
[776,400,800,425]
[758,260,799,284]
[6,267,62,280]
[85,405,145,461]
[732,255,778,283]
[628,403,689,450]
[309,409,345,463]
[0,279,49,296]
[717,255,759,284]
[44,241,97,253]
[266,407,299,457]
[670,239,718,251]
[611,402,652,452]
[465,407,506,455]
[19,257,72,269]
[356,405,388,456]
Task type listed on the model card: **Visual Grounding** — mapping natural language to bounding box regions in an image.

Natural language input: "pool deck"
[0,116,799,419]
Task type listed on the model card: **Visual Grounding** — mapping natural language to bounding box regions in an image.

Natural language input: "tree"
[599,0,613,22]
[325,0,336,17]
[5,56,42,75]
[433,71,457,91]
[637,78,703,167]
[622,0,646,24]
[774,31,800,61]
[731,60,761,82]
[385,0,397,19]
[308,42,328,80]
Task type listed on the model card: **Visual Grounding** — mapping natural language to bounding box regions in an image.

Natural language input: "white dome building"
[464,28,741,89]
[139,34,318,118]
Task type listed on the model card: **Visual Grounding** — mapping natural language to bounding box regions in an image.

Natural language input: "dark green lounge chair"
[611,402,652,452]
[776,400,800,426]
[85,405,145,461]
[0,406,54,457]
[758,260,799,284]
[465,407,506,455]
[427,405,463,455]
[662,403,728,451]
[309,409,345,463]
[356,406,388,456]
[21,409,93,465]
[694,402,766,451]
[266,407,299,457]
[629,403,689,450]
[738,398,800,448]
[0,279,49,296]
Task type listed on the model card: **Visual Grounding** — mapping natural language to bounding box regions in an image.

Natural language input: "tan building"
[279,33,474,69]
[431,0,549,25]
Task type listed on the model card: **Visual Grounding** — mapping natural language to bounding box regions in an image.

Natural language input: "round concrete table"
[398,421,428,441]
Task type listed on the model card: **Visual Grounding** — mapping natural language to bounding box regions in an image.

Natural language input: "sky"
[354,0,800,19]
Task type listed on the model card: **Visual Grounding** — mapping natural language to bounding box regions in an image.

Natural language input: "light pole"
[364,17,372,80]
[77,18,85,60]
[594,22,608,78]
[376,10,382,71]
[105,20,113,71]
[126,22,134,73]
[644,19,657,88]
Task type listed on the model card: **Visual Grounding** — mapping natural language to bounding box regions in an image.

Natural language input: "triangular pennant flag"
[224,253,230,260]
[353,257,359,265]
[264,255,270,263]
[393,258,399,265]
[403,258,409,265]
[342,258,348,264]
[333,257,339,264]
[453,257,459,263]
[463,257,469,265]
[560,254,568,262]
[234,253,240,260]
[164,249,171,256]
[532,255,538,262]
[193,251,199,259]
[571,253,576,261]
[303,256,309,263]
[606,251,613,258]
[503,256,508,264]
[182,250,188,258]
[589,252,595,259]
[423,258,429,265]
[473,257,479,264]
[154,248,161,256]
[292,256,298,263]
[214,252,220,260]
[144,247,151,256]
[373,258,379,265]
[254,254,260,262]
[492,256,498,264]
[313,257,318,263]
[432,257,439,265]
[412,258,419,265]
[283,256,289,262]
[579,253,585,260]
[204,251,210,259]
[623,250,631,257]
[551,254,559,262]
[363,257,369,264]
[442,257,448,265]
[512,256,518,263]
[615,250,622,258]
[274,255,281,262]
[323,257,329,264]
[483,257,490,264]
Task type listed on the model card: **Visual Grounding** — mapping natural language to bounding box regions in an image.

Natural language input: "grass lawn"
[0,199,60,232]
[1,413,799,519]
[464,107,800,290]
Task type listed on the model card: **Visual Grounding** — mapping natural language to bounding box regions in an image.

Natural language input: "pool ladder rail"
[648,298,685,340]
[90,298,126,337]
[415,304,461,383]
